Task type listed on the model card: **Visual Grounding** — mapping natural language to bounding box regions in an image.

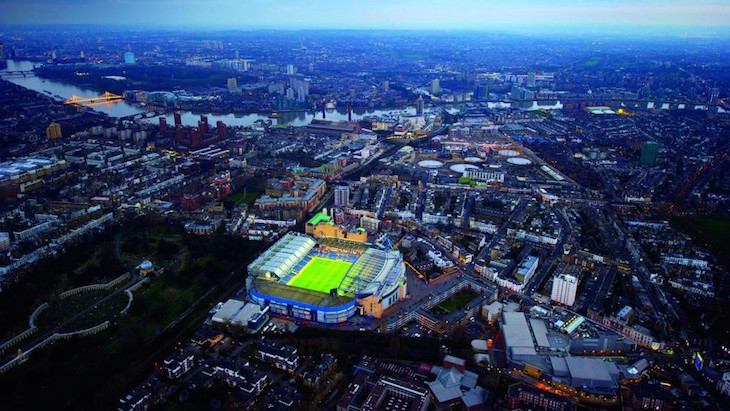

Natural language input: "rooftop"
[565,356,619,386]
[307,211,331,226]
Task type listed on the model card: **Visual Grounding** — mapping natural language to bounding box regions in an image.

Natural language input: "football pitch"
[287,257,352,294]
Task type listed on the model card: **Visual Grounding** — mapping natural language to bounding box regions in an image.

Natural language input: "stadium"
[247,232,407,324]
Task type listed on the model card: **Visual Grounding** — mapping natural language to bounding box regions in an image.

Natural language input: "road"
[615,219,675,325]
[474,197,530,266]
[524,203,570,295]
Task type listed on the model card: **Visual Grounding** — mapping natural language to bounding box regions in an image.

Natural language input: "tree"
[125,361,145,383]
[156,239,180,258]
[94,374,127,409]
[151,304,168,324]
[121,236,139,254]
[163,287,180,304]
[389,335,402,359]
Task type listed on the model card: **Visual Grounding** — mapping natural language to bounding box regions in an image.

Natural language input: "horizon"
[1,23,730,40]
[2,0,730,31]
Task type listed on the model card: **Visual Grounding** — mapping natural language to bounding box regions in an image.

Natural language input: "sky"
[2,0,730,30]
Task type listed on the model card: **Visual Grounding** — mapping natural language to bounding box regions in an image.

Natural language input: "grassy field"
[287,257,352,294]
[227,191,259,207]
[224,176,266,209]
[435,289,480,313]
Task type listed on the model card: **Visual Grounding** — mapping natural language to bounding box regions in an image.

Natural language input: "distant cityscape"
[0,20,729,411]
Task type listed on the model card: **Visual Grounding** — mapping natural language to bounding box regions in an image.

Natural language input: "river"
[1,59,144,118]
[0,59,419,127]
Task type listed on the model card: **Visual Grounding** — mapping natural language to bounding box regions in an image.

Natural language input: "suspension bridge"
[64,91,124,106]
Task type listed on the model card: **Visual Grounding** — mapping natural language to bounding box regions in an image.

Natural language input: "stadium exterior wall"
[250,287,357,324]
[359,281,406,318]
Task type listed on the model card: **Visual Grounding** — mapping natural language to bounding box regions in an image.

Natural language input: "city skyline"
[1,3,730,410]
[2,0,730,30]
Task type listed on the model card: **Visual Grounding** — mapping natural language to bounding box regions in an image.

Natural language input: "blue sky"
[2,0,730,29]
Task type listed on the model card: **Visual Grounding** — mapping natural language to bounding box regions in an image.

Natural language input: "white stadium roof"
[339,247,403,297]
[248,232,315,278]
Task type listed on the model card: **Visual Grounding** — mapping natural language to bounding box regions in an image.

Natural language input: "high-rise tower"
[416,95,424,116]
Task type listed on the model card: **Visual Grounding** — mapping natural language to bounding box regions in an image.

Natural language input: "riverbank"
[0,78,117,157]
[3,60,422,127]
[36,63,248,94]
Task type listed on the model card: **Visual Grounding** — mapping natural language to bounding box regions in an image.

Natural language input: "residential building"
[506,382,575,411]
[162,351,195,380]
[463,170,505,183]
[255,339,299,372]
[335,185,350,207]
[363,376,430,411]
[200,361,269,397]
[416,94,424,116]
[118,387,151,411]
[629,383,675,411]
[551,273,578,307]
[430,79,440,95]
[46,122,62,139]
[227,77,238,91]
[254,177,327,222]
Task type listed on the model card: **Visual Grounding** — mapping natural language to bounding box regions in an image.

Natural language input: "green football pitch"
[287,257,352,294]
